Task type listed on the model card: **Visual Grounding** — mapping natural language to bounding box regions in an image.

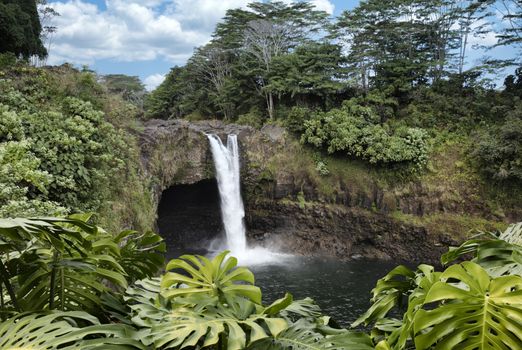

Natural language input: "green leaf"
[150,306,287,350]
[161,251,262,305]
[352,265,415,327]
[0,311,143,349]
[249,319,374,350]
[413,261,522,349]
[263,293,294,315]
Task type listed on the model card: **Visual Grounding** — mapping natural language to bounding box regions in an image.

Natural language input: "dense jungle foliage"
[0,63,155,232]
[146,0,522,180]
[0,216,520,349]
[1,0,522,348]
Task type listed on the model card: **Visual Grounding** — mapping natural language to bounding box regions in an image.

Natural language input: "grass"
[390,211,507,241]
[254,130,518,241]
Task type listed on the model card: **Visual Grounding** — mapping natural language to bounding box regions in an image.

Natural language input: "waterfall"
[207,134,247,255]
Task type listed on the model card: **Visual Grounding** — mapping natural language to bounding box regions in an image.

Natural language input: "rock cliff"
[139,119,516,263]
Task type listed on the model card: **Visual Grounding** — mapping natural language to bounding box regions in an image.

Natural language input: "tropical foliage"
[1,216,522,349]
[301,99,429,168]
[0,312,143,350]
[0,216,164,316]
[0,64,155,232]
[127,250,374,350]
[354,222,522,349]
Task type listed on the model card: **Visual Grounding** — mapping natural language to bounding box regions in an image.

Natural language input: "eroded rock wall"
[139,119,516,263]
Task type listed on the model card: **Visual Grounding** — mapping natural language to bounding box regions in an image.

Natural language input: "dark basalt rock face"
[245,201,454,264]
[139,119,253,208]
[139,119,514,264]
[140,119,254,253]
[157,179,223,251]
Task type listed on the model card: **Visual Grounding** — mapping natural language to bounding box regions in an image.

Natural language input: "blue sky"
[45,0,516,90]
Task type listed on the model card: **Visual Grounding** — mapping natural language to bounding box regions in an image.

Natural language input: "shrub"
[472,104,522,182]
[0,67,154,230]
[237,108,265,129]
[283,106,312,133]
[0,52,16,69]
[302,99,429,168]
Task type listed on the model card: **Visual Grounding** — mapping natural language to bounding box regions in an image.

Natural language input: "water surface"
[250,257,397,327]
[169,248,397,327]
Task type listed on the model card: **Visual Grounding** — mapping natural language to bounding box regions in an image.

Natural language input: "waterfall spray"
[207,133,289,265]
[207,134,247,255]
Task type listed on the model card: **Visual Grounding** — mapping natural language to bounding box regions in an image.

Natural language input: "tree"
[37,0,60,64]
[243,19,291,119]
[504,66,522,95]
[453,1,491,74]
[0,0,46,59]
[335,0,437,94]
[239,1,329,119]
[145,67,186,119]
[102,74,146,106]
[267,42,346,108]
[493,0,522,48]
[334,0,488,94]
[188,44,236,120]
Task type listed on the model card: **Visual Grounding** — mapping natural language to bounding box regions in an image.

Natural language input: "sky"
[44,0,516,91]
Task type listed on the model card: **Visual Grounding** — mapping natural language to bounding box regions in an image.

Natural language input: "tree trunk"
[266,92,275,120]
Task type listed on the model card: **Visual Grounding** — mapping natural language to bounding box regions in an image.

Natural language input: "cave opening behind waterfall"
[157,179,223,256]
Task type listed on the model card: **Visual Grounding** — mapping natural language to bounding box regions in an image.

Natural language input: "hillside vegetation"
[0,62,154,232]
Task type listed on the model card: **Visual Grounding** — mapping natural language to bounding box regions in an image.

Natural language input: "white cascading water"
[207,134,289,265]
[207,134,247,255]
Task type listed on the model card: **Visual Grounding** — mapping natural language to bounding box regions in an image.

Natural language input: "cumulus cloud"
[45,0,250,66]
[144,73,166,90]
[310,0,335,15]
[44,0,335,76]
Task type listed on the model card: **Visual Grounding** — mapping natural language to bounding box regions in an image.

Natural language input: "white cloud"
[169,0,250,31]
[144,73,166,91]
[310,0,334,15]
[44,0,335,71]
[45,0,250,66]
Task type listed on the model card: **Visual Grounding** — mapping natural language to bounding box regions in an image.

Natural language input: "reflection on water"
[250,257,397,327]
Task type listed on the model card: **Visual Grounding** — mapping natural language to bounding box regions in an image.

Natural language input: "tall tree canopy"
[149,0,522,122]
[0,0,46,59]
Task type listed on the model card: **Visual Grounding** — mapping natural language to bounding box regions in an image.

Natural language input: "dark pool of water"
[250,257,397,327]
[169,248,397,327]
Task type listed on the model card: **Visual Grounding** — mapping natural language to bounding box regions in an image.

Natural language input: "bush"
[302,99,429,168]
[283,106,312,133]
[0,52,17,69]
[472,106,522,182]
[0,66,154,231]
[237,108,265,129]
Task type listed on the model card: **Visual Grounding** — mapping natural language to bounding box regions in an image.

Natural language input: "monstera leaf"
[150,305,288,350]
[352,265,416,327]
[442,223,522,277]
[500,222,522,245]
[161,250,262,304]
[115,230,165,282]
[129,276,288,350]
[11,223,128,315]
[0,216,148,319]
[413,261,522,349]
[382,265,440,350]
[0,311,143,350]
[248,318,374,350]
[280,297,322,320]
